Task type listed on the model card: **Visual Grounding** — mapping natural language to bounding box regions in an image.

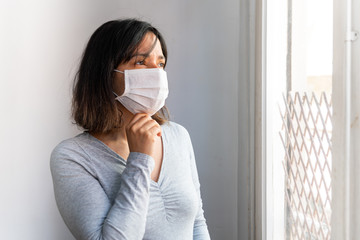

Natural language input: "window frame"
[255,0,360,239]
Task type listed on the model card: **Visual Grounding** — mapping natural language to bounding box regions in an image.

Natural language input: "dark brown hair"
[72,19,169,133]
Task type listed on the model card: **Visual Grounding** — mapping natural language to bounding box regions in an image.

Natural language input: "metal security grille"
[279,92,332,240]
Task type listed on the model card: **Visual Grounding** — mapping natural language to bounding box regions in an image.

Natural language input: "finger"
[128,113,149,127]
[148,124,162,137]
[127,114,151,132]
[137,119,162,137]
[141,119,159,131]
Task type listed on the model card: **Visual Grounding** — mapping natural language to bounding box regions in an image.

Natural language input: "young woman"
[50,19,210,239]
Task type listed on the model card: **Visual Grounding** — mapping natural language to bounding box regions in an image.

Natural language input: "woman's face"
[113,32,166,96]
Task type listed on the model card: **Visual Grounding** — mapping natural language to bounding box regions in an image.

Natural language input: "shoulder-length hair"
[72,19,170,133]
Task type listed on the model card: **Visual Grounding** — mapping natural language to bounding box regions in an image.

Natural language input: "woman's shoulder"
[162,121,193,146]
[52,132,88,154]
[163,121,190,136]
[50,132,95,165]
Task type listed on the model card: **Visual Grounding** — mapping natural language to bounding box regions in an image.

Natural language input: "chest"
[150,136,163,182]
[100,138,199,222]
[147,140,199,223]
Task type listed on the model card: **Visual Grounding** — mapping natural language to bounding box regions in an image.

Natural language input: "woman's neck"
[90,107,134,159]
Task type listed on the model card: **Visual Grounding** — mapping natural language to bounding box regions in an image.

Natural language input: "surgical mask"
[113,68,169,116]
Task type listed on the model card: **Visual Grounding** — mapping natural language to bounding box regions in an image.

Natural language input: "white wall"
[0,1,242,239]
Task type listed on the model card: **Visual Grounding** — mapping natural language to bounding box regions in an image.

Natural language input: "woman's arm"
[51,114,160,240]
[50,144,154,240]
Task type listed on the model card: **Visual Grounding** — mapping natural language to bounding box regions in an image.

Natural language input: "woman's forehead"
[137,33,158,51]
[133,32,164,57]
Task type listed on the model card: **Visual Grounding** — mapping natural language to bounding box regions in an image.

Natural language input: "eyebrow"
[131,53,166,60]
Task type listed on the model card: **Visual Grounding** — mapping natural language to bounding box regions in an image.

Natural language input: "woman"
[50,19,210,240]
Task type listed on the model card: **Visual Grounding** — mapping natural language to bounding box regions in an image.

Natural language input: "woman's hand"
[126,113,161,158]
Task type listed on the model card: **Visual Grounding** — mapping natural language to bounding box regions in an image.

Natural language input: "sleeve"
[50,142,154,240]
[185,131,211,240]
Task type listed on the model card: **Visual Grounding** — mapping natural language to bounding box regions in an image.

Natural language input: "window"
[264,0,333,239]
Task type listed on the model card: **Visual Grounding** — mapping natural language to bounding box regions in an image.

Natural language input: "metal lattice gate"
[279,92,332,240]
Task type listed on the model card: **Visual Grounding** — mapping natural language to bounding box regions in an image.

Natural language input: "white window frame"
[253,0,360,239]
[332,0,360,238]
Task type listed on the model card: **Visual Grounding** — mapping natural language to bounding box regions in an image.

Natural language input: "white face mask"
[113,68,169,116]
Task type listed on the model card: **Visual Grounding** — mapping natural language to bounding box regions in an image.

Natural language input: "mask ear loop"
[113,69,124,98]
[113,69,124,73]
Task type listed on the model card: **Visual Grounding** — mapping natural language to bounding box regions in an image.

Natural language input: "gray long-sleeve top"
[50,121,210,240]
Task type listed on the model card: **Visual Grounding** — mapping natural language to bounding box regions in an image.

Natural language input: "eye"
[158,62,165,68]
[135,59,145,65]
